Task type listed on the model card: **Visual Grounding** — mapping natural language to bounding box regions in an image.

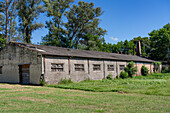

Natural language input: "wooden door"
[19,64,30,84]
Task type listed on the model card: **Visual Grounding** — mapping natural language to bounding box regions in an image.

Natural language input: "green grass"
[48,73,170,96]
[0,73,169,113]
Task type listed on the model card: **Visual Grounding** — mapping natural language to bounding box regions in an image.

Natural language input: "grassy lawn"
[0,73,169,113]
[48,73,170,96]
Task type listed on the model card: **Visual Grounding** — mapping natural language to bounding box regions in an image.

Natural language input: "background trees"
[65,1,106,49]
[42,0,74,47]
[149,23,170,62]
[0,0,169,63]
[17,0,44,43]
[0,0,18,43]
[42,0,106,49]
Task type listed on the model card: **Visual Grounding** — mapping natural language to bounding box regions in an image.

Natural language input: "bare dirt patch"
[12,97,52,103]
[36,91,50,94]
[0,84,19,89]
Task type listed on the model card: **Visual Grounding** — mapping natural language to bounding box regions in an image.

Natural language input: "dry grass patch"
[11,97,52,103]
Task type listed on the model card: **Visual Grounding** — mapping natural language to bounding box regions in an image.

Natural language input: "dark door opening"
[19,64,30,84]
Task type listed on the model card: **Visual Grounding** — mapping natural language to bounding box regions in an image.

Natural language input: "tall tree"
[17,0,44,43]
[65,1,106,48]
[149,23,170,62]
[42,0,74,47]
[78,33,103,51]
[0,0,18,43]
[0,34,4,49]
[123,40,135,55]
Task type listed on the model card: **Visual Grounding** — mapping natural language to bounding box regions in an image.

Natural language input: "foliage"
[131,36,150,57]
[161,66,170,73]
[141,65,149,76]
[65,1,106,49]
[40,79,46,86]
[17,0,44,43]
[149,23,170,61]
[60,78,73,84]
[42,1,106,48]
[0,0,19,43]
[119,71,128,79]
[78,33,104,51]
[0,34,5,49]
[153,62,162,72]
[106,73,113,80]
[124,61,137,77]
[42,0,74,47]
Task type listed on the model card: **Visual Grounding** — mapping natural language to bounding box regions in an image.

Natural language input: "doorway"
[19,64,30,84]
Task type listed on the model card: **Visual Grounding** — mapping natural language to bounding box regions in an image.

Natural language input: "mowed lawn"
[0,73,169,113]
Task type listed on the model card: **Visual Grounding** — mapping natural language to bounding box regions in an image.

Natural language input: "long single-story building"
[0,41,166,84]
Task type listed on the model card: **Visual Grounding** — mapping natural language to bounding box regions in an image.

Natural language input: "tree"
[116,41,124,53]
[0,0,18,43]
[149,23,170,62]
[0,34,5,49]
[42,0,74,47]
[42,1,106,48]
[78,33,103,51]
[65,1,106,48]
[17,0,44,43]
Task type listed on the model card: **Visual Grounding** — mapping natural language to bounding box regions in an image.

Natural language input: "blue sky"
[31,0,170,44]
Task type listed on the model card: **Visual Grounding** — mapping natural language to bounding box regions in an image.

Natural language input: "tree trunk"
[5,0,8,43]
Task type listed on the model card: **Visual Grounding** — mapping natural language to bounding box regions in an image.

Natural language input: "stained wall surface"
[0,44,42,84]
[1,44,164,85]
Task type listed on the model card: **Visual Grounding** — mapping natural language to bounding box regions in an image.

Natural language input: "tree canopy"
[42,0,106,48]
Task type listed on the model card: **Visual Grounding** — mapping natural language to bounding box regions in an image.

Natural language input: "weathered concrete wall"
[104,60,116,78]
[44,57,119,83]
[117,61,127,75]
[89,59,104,80]
[1,43,158,85]
[136,62,143,75]
[44,56,69,84]
[70,58,88,82]
[0,44,42,84]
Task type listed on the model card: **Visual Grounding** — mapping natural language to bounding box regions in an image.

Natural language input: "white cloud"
[109,37,119,41]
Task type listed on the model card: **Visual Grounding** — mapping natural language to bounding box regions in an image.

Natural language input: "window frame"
[75,64,85,72]
[93,64,101,71]
[119,65,125,71]
[107,64,114,71]
[51,63,64,72]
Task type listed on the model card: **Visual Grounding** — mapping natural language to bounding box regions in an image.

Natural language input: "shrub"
[161,67,170,73]
[119,71,129,79]
[106,73,113,80]
[124,61,137,77]
[141,65,149,76]
[40,79,46,86]
[153,62,162,72]
[60,78,73,84]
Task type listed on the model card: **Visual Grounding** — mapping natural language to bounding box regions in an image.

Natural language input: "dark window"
[93,64,101,71]
[0,66,2,74]
[108,65,114,71]
[119,65,125,71]
[51,63,64,72]
[75,64,84,71]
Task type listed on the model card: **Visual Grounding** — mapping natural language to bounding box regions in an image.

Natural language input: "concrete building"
[0,42,163,84]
